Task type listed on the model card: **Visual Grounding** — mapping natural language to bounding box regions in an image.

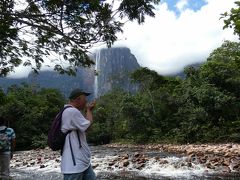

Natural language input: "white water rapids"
[10,146,240,180]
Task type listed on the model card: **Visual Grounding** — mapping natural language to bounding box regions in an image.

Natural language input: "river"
[10,145,240,180]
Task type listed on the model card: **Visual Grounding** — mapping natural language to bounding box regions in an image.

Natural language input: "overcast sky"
[10,0,239,77]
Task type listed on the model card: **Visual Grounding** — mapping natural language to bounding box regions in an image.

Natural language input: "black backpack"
[48,106,72,151]
[47,106,81,166]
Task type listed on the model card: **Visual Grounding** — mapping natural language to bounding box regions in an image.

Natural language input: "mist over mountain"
[0,47,140,98]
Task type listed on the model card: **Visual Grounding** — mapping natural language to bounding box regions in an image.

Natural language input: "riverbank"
[105,143,240,173]
[10,143,240,179]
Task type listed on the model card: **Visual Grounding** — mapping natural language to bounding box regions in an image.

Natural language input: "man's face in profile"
[76,95,87,110]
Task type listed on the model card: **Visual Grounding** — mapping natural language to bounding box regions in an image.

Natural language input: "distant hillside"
[170,63,202,79]
[0,48,204,97]
[0,47,140,98]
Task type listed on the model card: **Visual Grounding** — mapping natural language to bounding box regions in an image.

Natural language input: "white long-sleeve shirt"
[61,105,91,174]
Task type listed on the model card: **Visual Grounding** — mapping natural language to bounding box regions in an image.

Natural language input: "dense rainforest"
[0,41,239,150]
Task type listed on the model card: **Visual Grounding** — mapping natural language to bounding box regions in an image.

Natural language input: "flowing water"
[94,50,100,98]
[10,146,240,180]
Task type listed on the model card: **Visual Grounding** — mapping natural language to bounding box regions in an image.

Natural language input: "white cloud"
[176,0,189,12]
[112,0,238,75]
[8,0,239,77]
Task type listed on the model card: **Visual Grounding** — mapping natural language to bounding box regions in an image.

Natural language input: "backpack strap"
[60,130,72,156]
[60,105,73,134]
[61,105,82,148]
[60,106,73,155]
[67,130,82,166]
[76,130,82,148]
[69,136,76,166]
[60,106,73,116]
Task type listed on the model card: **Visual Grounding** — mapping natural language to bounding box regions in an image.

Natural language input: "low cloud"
[113,0,238,75]
[8,0,239,77]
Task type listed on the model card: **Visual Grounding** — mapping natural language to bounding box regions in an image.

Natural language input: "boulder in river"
[123,160,130,167]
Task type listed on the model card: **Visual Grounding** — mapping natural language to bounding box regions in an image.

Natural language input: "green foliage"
[0,0,160,76]
[0,88,5,104]
[32,134,48,149]
[200,41,240,97]
[88,41,240,144]
[88,90,130,144]
[0,84,65,150]
[0,41,240,149]
[1,40,240,148]
[1,1,240,148]
[221,1,240,38]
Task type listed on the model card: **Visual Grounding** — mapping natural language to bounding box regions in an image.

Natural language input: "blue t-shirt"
[0,126,16,154]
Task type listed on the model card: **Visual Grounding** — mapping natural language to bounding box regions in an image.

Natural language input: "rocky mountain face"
[94,47,140,97]
[0,47,140,98]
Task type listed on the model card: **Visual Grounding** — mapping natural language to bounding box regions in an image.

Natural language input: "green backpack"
[0,128,10,152]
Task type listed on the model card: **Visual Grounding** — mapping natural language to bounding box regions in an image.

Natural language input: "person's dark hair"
[0,117,6,126]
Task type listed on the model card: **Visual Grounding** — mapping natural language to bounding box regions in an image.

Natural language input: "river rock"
[92,164,99,169]
[122,160,130,167]
[222,166,231,173]
[232,164,240,171]
[40,164,45,168]
[134,152,141,158]
[199,156,207,164]
[136,163,145,170]
[122,154,129,160]
[108,161,115,166]
[206,163,215,169]
[187,162,192,167]
[222,159,230,167]
[159,159,168,164]
[55,158,61,163]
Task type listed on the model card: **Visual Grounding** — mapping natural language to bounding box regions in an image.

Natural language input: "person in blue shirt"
[0,117,16,179]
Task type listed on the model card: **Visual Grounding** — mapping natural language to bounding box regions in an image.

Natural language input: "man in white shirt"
[61,89,96,180]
